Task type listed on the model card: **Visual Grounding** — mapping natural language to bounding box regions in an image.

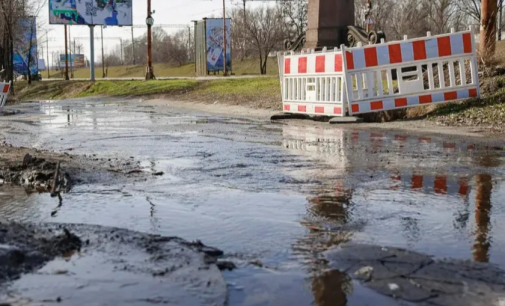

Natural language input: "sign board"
[205,18,232,72]
[13,17,38,76]
[59,54,86,68]
[38,59,46,70]
[49,0,133,26]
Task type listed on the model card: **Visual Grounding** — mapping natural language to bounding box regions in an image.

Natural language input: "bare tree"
[164,30,190,66]
[279,0,307,39]
[245,6,285,75]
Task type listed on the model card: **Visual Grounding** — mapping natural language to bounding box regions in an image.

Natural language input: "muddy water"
[1,99,505,305]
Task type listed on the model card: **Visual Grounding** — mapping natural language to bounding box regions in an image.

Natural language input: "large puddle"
[1,99,505,305]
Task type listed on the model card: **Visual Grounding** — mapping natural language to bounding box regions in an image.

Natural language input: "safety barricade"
[0,82,11,111]
[341,28,479,115]
[278,48,347,117]
[278,27,480,117]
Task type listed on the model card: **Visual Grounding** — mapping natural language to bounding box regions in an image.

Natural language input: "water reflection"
[473,173,493,263]
[311,269,351,306]
[281,124,505,305]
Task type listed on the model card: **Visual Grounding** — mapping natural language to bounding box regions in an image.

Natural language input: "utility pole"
[46,30,50,79]
[101,26,105,78]
[64,25,69,80]
[243,0,246,59]
[222,0,228,76]
[131,26,135,65]
[145,0,155,80]
[480,0,498,62]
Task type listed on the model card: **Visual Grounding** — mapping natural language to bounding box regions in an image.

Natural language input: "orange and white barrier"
[278,49,347,117]
[0,82,11,111]
[278,27,480,117]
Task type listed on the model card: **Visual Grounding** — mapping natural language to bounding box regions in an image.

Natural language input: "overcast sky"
[41,0,272,65]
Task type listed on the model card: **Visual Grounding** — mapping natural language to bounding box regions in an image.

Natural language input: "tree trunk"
[261,57,268,75]
[259,53,264,74]
[480,0,498,63]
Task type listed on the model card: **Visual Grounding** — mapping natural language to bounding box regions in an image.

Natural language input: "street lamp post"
[145,1,155,80]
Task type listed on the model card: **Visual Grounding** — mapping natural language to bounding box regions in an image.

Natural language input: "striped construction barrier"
[278,27,480,117]
[0,82,11,111]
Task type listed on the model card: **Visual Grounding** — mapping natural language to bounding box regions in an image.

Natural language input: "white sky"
[40,0,273,64]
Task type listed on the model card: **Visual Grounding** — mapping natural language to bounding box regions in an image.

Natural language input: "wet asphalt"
[1,98,504,306]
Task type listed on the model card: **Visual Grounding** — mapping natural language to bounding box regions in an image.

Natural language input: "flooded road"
[1,98,505,305]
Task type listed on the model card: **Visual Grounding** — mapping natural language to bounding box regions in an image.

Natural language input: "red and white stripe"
[284,51,344,76]
[343,32,473,71]
[283,102,344,116]
[348,88,478,114]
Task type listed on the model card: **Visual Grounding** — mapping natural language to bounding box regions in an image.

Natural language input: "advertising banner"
[206,18,231,72]
[59,54,86,68]
[13,17,38,76]
[49,0,133,26]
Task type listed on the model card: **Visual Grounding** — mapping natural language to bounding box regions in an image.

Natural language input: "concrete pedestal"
[305,0,355,49]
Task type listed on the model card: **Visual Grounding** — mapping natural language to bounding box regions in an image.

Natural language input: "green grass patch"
[194,77,280,99]
[77,80,198,97]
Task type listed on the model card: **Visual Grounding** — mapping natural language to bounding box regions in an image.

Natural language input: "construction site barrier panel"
[278,27,480,117]
[341,28,480,115]
[278,48,347,117]
[0,82,11,111]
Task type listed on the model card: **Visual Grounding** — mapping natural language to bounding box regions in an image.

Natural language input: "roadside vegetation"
[13,77,282,109]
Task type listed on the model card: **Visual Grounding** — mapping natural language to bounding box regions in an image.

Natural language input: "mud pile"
[0,153,71,193]
[325,243,505,306]
[0,222,228,306]
[0,221,81,284]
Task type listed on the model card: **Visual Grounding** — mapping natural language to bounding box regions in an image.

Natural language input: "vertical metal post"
[222,0,228,76]
[120,38,124,65]
[64,25,69,80]
[101,26,105,78]
[131,26,135,65]
[89,25,95,81]
[46,30,50,79]
[69,25,74,78]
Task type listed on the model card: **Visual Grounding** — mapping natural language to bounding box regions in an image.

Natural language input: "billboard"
[49,0,133,26]
[206,18,231,72]
[60,54,86,68]
[13,17,38,76]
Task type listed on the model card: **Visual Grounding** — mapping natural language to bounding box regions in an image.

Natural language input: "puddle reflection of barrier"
[390,172,470,197]
[0,82,11,111]
[282,124,500,158]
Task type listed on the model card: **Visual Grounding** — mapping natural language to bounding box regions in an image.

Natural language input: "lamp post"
[145,7,155,80]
